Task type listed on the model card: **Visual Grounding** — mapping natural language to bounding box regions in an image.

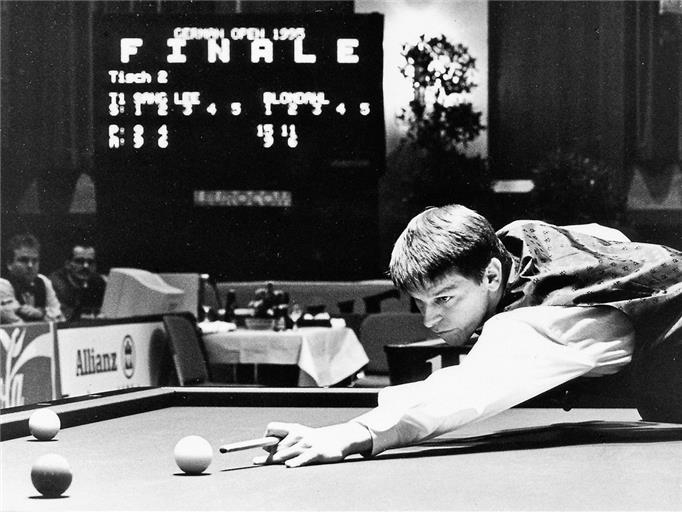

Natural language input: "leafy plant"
[396,34,490,209]
[398,34,484,155]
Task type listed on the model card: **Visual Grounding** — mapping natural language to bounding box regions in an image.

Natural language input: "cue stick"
[219,436,280,453]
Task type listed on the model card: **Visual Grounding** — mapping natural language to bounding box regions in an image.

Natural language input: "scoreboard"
[94,13,385,279]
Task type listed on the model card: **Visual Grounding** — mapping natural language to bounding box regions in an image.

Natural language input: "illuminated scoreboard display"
[94,13,385,279]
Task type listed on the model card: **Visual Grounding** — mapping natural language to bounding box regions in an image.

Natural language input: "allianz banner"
[0,322,56,408]
[57,320,166,398]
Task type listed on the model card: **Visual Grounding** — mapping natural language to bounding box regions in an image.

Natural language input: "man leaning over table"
[252,204,682,467]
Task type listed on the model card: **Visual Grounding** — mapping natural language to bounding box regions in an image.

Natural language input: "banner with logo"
[0,322,56,408]
[57,320,165,398]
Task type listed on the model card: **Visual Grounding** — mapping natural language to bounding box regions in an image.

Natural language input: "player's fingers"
[260,432,302,455]
[275,432,305,451]
[263,422,301,438]
[285,451,320,468]
[252,454,271,465]
[268,443,306,463]
[260,422,301,453]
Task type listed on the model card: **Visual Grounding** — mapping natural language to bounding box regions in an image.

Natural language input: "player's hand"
[252,421,372,468]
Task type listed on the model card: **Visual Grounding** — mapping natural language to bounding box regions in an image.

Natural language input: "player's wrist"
[340,421,373,458]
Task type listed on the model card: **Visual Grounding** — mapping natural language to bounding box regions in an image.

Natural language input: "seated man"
[50,243,106,320]
[0,278,23,324]
[254,204,682,467]
[3,234,63,322]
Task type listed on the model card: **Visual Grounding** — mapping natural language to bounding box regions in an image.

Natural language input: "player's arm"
[257,306,634,467]
[355,305,635,455]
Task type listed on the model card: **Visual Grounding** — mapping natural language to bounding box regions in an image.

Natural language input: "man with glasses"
[0,233,63,322]
[50,243,107,321]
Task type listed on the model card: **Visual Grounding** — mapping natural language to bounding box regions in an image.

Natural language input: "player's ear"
[484,258,503,290]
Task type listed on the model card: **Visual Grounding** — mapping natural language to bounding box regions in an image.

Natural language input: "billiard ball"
[174,435,213,474]
[28,409,61,441]
[30,453,72,497]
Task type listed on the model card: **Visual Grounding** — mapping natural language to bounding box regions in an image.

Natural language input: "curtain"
[633,1,681,164]
[1,1,95,216]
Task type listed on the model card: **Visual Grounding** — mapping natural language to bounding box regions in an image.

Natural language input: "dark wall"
[489,1,630,177]
[487,1,681,248]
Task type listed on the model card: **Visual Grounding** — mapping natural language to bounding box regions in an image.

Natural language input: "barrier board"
[57,320,165,398]
[0,322,56,408]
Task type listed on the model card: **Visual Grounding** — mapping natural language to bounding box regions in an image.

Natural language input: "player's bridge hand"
[252,421,371,468]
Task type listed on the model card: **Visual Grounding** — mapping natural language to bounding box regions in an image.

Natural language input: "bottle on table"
[223,289,237,322]
[198,274,218,322]
[273,291,292,331]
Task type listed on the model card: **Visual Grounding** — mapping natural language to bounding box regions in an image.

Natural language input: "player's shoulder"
[496,219,551,238]
[498,219,630,244]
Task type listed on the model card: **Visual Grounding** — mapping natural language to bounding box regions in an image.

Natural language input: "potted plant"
[396,34,491,210]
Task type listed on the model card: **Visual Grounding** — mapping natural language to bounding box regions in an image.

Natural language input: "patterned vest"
[8,274,47,310]
[497,221,682,349]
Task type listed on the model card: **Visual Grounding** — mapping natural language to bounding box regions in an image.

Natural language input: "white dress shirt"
[354,305,635,455]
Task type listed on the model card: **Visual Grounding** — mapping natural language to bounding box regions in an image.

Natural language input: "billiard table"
[2,387,682,510]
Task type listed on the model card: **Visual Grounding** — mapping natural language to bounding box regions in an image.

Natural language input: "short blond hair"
[389,204,511,292]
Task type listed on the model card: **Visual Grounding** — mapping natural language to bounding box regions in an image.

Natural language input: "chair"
[362,288,402,313]
[353,312,434,387]
[162,313,219,386]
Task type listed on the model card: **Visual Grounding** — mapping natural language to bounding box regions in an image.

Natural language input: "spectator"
[50,243,106,320]
[3,234,63,322]
[0,278,23,324]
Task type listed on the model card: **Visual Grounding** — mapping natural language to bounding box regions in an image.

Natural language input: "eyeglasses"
[16,256,39,265]
[72,258,96,265]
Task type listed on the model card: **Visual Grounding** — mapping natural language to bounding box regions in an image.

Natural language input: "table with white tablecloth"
[202,327,369,387]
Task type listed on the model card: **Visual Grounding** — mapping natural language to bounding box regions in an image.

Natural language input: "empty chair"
[362,288,402,313]
[359,312,433,374]
[353,312,434,387]
[162,313,218,386]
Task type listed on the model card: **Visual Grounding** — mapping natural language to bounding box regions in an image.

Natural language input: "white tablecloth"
[202,327,369,387]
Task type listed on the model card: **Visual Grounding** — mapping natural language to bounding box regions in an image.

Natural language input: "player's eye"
[435,296,453,305]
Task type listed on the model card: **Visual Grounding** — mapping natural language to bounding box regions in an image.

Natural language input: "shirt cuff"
[351,410,403,456]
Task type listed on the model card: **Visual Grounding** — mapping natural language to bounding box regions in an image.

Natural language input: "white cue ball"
[28,409,61,441]
[31,453,73,497]
[174,435,213,474]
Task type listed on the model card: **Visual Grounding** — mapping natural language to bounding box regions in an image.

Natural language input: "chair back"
[162,314,209,385]
[359,312,433,374]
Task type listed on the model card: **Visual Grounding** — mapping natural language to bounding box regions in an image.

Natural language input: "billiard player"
[256,204,682,467]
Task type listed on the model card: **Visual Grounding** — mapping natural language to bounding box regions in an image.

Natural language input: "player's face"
[410,266,500,347]
[7,247,40,285]
[67,247,96,280]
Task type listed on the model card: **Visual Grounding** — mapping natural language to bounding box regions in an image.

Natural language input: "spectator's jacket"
[49,268,106,321]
